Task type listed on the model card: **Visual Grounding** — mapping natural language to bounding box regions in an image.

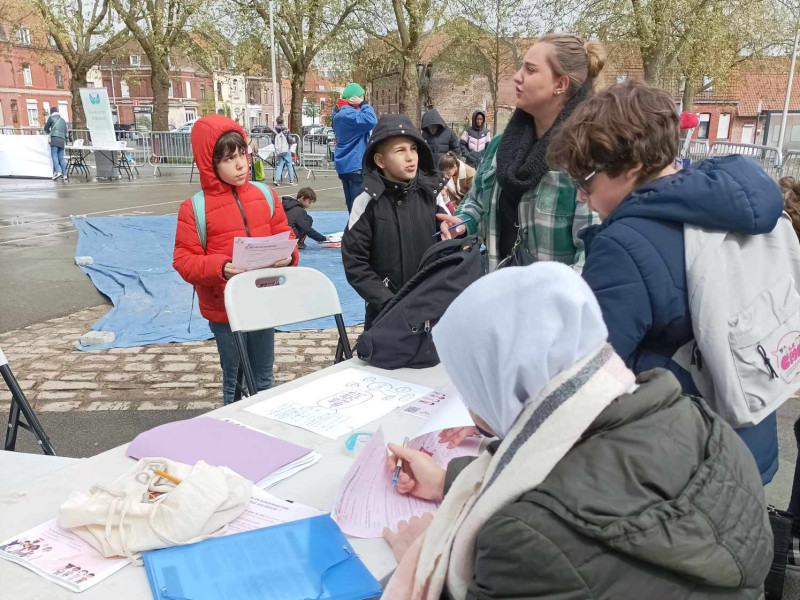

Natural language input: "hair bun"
[584,41,606,81]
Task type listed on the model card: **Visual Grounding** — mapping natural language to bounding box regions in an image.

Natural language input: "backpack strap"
[190,191,207,252]
[250,181,275,217]
[190,183,274,252]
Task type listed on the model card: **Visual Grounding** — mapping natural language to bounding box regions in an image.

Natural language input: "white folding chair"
[224,267,353,396]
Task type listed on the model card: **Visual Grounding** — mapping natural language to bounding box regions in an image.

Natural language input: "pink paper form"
[331,428,481,538]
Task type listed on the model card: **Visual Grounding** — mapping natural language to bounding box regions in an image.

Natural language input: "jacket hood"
[191,114,249,196]
[421,109,447,132]
[530,369,773,589]
[363,113,436,174]
[606,155,783,234]
[281,196,300,211]
[469,110,488,136]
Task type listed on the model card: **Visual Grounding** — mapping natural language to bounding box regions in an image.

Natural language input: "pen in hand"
[392,436,410,487]
[433,216,472,237]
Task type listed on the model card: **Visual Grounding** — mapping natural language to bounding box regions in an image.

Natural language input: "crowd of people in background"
[171,30,800,597]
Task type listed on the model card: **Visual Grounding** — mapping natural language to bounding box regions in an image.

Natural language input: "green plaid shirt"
[455,135,596,271]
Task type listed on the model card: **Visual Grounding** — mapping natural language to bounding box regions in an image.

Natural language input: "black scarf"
[495,82,592,258]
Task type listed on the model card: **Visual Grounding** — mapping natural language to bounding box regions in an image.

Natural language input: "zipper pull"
[424,320,431,332]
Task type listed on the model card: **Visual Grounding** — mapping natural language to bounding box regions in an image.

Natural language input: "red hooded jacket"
[173,115,298,324]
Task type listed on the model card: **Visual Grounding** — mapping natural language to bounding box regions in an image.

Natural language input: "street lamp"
[269,0,279,126]
[110,58,118,124]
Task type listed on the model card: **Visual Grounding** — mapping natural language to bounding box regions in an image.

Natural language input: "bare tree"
[32,0,129,129]
[236,0,361,134]
[110,0,208,130]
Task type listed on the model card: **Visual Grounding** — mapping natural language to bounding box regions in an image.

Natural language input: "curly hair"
[780,176,800,243]
[548,79,679,183]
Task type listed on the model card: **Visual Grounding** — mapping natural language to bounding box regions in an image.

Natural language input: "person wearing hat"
[332,82,377,212]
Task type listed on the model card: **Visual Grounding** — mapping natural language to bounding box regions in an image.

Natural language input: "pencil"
[392,436,410,487]
[154,469,182,485]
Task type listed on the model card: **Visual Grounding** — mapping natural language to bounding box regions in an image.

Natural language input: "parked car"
[173,120,197,133]
[251,125,276,136]
[308,127,336,144]
[302,123,323,136]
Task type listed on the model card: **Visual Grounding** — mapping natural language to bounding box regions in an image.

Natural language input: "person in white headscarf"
[382,262,772,600]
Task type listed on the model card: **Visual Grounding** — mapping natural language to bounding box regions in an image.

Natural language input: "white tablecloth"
[0,358,448,598]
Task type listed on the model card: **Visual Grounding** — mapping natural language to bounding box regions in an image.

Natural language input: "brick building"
[0,15,72,129]
[302,70,344,126]
[97,42,215,130]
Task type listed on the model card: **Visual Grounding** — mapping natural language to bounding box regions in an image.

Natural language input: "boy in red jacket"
[173,115,298,404]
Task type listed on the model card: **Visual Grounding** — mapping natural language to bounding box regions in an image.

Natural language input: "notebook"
[143,515,382,600]
[126,417,319,487]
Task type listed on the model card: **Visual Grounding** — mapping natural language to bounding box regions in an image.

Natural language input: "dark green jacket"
[44,113,67,146]
[445,369,773,600]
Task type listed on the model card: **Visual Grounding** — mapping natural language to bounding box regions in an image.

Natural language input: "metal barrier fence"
[301,133,337,175]
[780,151,800,180]
[708,142,783,179]
[684,140,709,163]
[0,126,42,135]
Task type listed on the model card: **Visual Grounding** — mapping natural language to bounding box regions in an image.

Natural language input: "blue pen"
[434,216,473,237]
[392,436,410,487]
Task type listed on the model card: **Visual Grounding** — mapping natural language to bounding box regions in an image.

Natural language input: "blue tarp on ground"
[73,211,364,351]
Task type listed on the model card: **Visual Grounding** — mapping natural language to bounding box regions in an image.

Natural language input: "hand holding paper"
[231,232,297,271]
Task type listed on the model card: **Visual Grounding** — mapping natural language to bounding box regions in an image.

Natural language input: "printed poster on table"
[79,87,116,147]
[245,368,433,439]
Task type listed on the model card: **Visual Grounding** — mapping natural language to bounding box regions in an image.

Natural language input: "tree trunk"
[289,70,306,135]
[682,79,695,114]
[399,51,419,125]
[70,67,89,130]
[151,63,170,132]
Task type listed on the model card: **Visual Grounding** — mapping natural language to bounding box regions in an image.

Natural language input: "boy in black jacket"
[281,188,328,249]
[342,114,449,328]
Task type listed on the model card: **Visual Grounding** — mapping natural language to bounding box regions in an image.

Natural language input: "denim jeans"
[275,151,295,183]
[50,145,67,176]
[209,321,275,405]
[338,171,363,213]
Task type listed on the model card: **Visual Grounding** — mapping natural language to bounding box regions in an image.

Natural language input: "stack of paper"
[232,231,297,270]
[332,428,481,538]
[126,417,320,488]
[245,368,434,439]
[0,519,129,592]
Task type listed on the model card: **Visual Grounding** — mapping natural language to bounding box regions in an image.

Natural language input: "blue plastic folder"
[143,515,382,600]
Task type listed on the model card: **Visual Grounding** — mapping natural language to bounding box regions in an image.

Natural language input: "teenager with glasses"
[549,79,785,485]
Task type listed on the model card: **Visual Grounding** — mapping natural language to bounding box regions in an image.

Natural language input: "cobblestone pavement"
[0,305,362,412]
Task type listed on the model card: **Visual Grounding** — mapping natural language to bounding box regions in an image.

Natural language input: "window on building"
[702,75,714,92]
[58,100,69,120]
[0,24,8,42]
[697,113,711,139]
[716,113,731,139]
[26,99,38,126]
[791,124,800,143]
[17,27,31,46]
[185,80,191,98]
[201,85,206,100]
[48,34,57,48]
[616,73,627,84]
[217,81,222,96]
[22,64,32,87]
[168,81,174,98]
[10,99,18,125]
[130,54,141,67]
[185,109,196,122]
[54,66,63,89]
[121,80,130,98]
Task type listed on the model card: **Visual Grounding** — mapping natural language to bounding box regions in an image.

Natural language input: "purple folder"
[126,417,311,482]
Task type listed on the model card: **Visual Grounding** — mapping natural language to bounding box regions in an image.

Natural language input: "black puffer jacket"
[421,109,460,160]
[342,114,448,328]
[281,196,326,243]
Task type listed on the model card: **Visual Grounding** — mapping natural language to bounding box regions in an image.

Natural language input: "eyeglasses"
[573,170,598,195]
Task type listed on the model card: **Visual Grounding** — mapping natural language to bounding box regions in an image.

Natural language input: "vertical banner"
[79,88,116,146]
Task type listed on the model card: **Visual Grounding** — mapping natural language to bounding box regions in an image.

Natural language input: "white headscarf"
[432,262,609,437]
